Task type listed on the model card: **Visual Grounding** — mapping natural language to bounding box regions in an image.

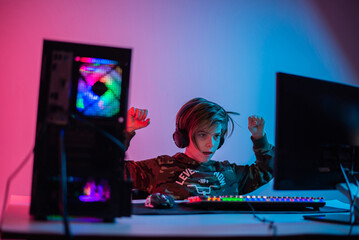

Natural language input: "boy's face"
[185,123,222,163]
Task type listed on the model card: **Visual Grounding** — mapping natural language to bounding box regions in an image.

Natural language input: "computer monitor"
[274,72,359,191]
[30,40,132,221]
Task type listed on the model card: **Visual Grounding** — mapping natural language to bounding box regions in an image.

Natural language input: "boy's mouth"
[202,151,213,156]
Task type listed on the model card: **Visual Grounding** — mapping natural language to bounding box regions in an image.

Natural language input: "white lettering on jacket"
[214,172,226,186]
[175,168,197,185]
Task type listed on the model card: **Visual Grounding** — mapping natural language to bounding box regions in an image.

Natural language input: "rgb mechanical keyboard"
[183,195,326,211]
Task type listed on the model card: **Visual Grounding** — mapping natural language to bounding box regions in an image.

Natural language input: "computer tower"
[30,40,132,221]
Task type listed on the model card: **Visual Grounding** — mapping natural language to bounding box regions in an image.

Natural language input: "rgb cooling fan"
[75,57,122,118]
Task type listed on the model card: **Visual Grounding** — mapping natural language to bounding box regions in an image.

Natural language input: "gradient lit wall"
[0,0,358,218]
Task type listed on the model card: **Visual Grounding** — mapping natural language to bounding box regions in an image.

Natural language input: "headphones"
[172,98,226,149]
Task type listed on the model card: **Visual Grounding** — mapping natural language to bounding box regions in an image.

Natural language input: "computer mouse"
[145,193,175,209]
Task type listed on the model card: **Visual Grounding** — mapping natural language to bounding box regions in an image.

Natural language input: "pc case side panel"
[30,43,74,217]
[31,40,132,220]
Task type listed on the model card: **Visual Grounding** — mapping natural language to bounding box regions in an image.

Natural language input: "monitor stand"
[303,183,359,225]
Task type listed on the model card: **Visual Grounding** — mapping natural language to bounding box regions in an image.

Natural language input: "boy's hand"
[126,107,150,133]
[248,115,265,140]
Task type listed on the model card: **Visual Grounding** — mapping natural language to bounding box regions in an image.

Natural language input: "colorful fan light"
[75,56,122,117]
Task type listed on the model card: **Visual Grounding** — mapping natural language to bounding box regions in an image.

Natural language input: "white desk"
[2,196,359,239]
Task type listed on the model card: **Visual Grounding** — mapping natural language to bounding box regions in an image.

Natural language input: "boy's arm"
[124,107,150,149]
[125,157,161,193]
[232,134,274,194]
[126,107,150,133]
[233,114,274,194]
[235,134,274,194]
[248,115,265,140]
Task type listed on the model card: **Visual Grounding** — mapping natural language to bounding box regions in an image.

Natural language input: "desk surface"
[2,196,359,239]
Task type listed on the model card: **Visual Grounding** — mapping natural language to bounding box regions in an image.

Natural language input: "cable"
[348,179,358,238]
[0,147,34,237]
[350,176,359,238]
[334,145,359,238]
[343,166,359,238]
[59,128,73,240]
[0,117,125,239]
[0,123,49,238]
[71,114,130,181]
[71,114,126,152]
[246,202,277,239]
[339,164,354,222]
[343,168,359,219]
[339,163,359,240]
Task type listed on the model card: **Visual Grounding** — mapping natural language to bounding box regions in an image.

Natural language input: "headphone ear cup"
[217,136,225,149]
[173,129,189,148]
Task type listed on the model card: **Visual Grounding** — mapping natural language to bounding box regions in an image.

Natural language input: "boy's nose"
[206,137,214,147]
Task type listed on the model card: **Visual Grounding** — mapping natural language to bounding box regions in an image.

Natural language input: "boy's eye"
[197,133,207,139]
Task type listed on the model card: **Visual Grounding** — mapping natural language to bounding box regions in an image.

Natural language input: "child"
[125,98,274,200]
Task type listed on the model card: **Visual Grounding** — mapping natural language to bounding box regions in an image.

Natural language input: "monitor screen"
[274,72,359,190]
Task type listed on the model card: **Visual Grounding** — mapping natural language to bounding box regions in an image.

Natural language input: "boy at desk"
[124,98,274,200]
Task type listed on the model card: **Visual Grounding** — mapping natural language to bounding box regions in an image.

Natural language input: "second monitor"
[274,72,359,191]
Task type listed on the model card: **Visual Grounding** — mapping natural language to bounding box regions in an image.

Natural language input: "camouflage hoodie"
[125,134,274,200]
